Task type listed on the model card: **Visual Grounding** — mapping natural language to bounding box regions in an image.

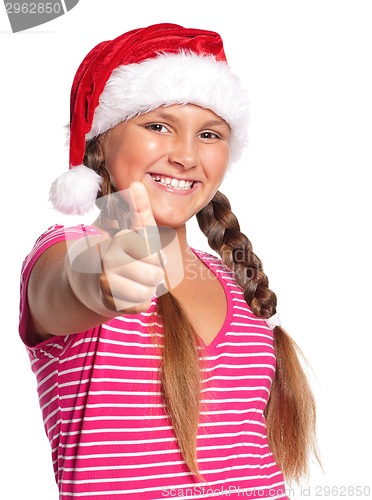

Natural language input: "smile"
[148,173,196,191]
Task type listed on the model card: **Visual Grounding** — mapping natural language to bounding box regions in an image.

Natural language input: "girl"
[19,23,318,499]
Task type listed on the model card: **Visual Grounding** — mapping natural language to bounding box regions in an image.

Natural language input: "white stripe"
[201,386,270,394]
[43,407,59,426]
[64,419,265,437]
[40,394,59,411]
[59,460,276,484]
[58,442,272,462]
[98,337,160,349]
[59,364,158,376]
[69,336,99,349]
[116,315,162,327]
[201,363,275,373]
[59,436,177,448]
[65,414,167,423]
[226,331,273,339]
[59,377,160,388]
[203,374,273,382]
[201,397,267,404]
[102,323,161,336]
[59,430,265,450]
[61,453,275,472]
[60,350,161,365]
[96,351,161,360]
[203,352,275,361]
[35,357,57,377]
[217,341,273,348]
[47,419,61,435]
[59,390,161,400]
[39,382,58,400]
[61,403,164,412]
[37,369,58,390]
[200,409,265,416]
[61,408,264,427]
[66,425,173,436]
[59,387,271,401]
[60,398,266,418]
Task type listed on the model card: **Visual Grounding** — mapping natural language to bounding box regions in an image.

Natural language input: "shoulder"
[192,248,233,274]
[191,248,225,266]
[34,224,102,247]
[192,247,220,263]
[22,224,101,272]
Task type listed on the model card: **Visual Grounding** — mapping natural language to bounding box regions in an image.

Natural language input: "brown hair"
[84,138,319,483]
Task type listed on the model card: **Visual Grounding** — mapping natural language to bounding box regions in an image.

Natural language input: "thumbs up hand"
[66,182,166,317]
[99,182,165,314]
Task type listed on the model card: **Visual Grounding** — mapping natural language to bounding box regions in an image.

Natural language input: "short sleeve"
[19,224,101,348]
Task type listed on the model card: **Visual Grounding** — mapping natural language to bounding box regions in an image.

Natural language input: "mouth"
[147,173,198,192]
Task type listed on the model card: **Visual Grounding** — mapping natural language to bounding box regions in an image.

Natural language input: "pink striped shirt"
[19,225,289,499]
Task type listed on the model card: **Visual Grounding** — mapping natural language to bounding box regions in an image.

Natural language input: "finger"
[106,230,164,266]
[102,272,157,308]
[110,259,164,286]
[99,286,152,314]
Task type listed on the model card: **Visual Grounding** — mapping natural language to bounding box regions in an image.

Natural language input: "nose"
[168,133,199,170]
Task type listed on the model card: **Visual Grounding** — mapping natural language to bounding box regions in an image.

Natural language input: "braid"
[197,191,319,483]
[84,138,112,197]
[196,191,276,317]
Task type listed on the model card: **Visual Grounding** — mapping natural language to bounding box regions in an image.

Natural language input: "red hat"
[50,23,248,214]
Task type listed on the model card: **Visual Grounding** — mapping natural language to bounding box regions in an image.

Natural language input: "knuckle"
[133,284,156,304]
[145,266,164,285]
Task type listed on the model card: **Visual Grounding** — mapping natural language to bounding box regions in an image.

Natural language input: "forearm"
[27,241,113,336]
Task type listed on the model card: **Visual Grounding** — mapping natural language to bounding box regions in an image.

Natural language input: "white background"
[1,1,371,498]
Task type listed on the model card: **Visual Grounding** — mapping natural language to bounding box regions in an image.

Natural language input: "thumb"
[129,182,156,231]
[128,181,161,255]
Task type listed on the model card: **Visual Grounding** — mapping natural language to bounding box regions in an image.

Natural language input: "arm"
[28,239,112,338]
[27,182,164,339]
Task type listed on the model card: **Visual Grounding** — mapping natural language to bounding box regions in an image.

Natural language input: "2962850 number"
[5,2,62,14]
[315,485,371,496]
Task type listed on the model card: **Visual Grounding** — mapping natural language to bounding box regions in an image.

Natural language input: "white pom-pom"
[49,165,102,215]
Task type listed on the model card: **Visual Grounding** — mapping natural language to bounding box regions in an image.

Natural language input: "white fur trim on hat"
[49,165,102,215]
[86,52,249,163]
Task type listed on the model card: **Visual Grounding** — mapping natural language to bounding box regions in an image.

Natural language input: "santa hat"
[49,23,249,215]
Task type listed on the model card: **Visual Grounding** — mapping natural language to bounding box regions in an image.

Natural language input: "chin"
[154,216,188,230]
[151,204,193,229]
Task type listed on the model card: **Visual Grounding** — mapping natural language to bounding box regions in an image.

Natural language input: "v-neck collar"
[190,248,234,352]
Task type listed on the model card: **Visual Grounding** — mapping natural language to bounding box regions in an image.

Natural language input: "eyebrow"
[204,119,230,128]
[144,110,230,129]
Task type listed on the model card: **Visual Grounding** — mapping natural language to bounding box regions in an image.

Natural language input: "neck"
[173,224,190,256]
[159,223,198,291]
[159,223,193,262]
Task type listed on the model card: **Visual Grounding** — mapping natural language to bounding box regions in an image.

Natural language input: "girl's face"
[102,104,231,228]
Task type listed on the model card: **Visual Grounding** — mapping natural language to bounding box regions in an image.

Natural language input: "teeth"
[151,174,193,191]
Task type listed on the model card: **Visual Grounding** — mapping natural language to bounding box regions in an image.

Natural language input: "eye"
[198,131,221,140]
[146,123,169,133]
